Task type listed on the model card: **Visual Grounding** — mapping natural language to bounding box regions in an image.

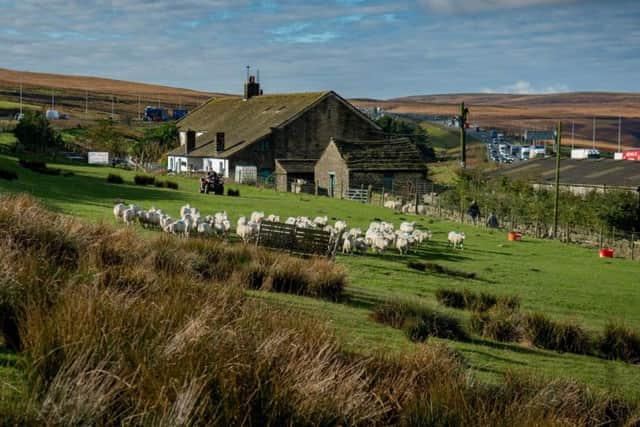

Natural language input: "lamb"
[395,235,410,255]
[122,208,136,226]
[250,211,265,224]
[334,220,348,235]
[341,233,354,255]
[372,234,389,254]
[180,204,192,218]
[266,214,280,222]
[236,217,258,243]
[448,231,466,249]
[197,222,212,236]
[113,203,127,221]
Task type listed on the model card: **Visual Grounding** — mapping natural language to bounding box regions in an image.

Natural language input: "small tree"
[376,116,435,161]
[13,111,62,153]
[85,119,128,160]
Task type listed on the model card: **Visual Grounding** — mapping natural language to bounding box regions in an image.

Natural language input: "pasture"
[1,153,640,398]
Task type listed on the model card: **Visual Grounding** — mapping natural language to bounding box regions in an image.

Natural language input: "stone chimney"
[244,75,261,100]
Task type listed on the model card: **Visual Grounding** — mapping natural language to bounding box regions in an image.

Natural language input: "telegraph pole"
[617,116,622,153]
[553,121,562,238]
[19,78,23,115]
[459,102,469,168]
[85,89,88,120]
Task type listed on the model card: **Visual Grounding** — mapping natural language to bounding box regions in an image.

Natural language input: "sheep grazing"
[353,237,369,254]
[285,217,296,225]
[395,235,410,255]
[384,200,402,210]
[180,204,192,218]
[197,222,212,236]
[250,211,265,224]
[448,231,466,249]
[334,220,347,235]
[399,221,415,234]
[165,220,187,237]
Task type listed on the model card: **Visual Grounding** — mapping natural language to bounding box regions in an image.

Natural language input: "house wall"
[202,158,229,178]
[168,156,203,173]
[349,171,427,194]
[314,142,349,197]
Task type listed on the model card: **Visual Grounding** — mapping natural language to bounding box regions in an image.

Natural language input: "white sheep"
[180,204,192,218]
[266,214,280,222]
[113,203,127,221]
[342,233,354,255]
[250,211,265,224]
[448,231,466,249]
[399,221,415,234]
[395,236,410,255]
[334,220,347,235]
[165,220,187,237]
[236,217,258,243]
[313,215,328,227]
[197,222,212,236]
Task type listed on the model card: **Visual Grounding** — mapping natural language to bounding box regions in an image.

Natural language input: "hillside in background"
[0,68,223,126]
[353,93,640,150]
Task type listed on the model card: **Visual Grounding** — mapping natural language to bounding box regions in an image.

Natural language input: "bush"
[599,321,640,363]
[153,180,167,188]
[133,174,155,186]
[373,299,469,342]
[523,313,592,354]
[18,158,61,175]
[106,173,124,184]
[153,180,179,190]
[471,306,522,342]
[0,168,18,181]
[227,188,240,197]
[166,180,179,190]
[409,261,476,279]
[435,288,508,312]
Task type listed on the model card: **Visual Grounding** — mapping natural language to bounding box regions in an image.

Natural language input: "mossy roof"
[169,91,331,157]
[275,159,318,174]
[331,138,426,172]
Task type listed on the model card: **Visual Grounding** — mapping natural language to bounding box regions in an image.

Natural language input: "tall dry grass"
[0,194,637,425]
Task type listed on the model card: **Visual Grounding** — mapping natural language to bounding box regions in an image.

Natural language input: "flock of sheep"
[113,202,467,255]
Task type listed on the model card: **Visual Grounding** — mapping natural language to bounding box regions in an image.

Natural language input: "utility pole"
[571,120,574,150]
[553,121,562,238]
[617,116,622,153]
[592,116,596,150]
[459,102,469,168]
[19,78,22,115]
[85,89,88,120]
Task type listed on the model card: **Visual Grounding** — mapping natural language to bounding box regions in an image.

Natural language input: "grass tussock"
[0,194,638,425]
[18,158,62,176]
[436,288,520,313]
[153,179,179,189]
[227,188,240,197]
[471,306,522,343]
[372,299,469,342]
[523,313,592,355]
[408,261,476,279]
[599,321,640,364]
[0,167,18,181]
[105,173,124,184]
[133,174,155,186]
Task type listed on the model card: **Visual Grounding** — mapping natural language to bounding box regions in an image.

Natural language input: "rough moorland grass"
[523,313,592,355]
[106,173,124,184]
[0,168,18,181]
[372,299,469,342]
[408,260,476,279]
[133,174,155,186]
[471,306,522,343]
[436,288,521,313]
[2,194,636,425]
[599,321,640,364]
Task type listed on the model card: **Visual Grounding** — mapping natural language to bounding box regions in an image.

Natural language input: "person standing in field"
[468,200,480,225]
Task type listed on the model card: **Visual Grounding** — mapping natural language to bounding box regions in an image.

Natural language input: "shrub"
[153,180,167,188]
[523,313,592,354]
[409,261,476,279]
[18,158,61,175]
[133,174,155,186]
[471,306,522,342]
[435,288,505,312]
[227,188,240,197]
[106,173,124,184]
[165,180,179,190]
[373,299,469,342]
[0,168,18,181]
[599,321,640,363]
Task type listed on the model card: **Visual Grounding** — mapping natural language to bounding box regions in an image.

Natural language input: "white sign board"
[88,151,110,165]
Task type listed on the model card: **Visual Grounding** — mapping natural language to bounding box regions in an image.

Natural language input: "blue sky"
[1,0,638,98]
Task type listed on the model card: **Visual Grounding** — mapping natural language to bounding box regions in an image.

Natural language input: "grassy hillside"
[1,154,640,398]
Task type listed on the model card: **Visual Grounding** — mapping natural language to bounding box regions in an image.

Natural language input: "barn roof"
[331,138,426,172]
[275,159,317,174]
[488,158,640,188]
[168,91,378,158]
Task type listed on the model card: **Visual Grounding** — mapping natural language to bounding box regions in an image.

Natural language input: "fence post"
[315,180,318,196]
[632,232,635,261]
[381,191,385,207]
[414,178,419,215]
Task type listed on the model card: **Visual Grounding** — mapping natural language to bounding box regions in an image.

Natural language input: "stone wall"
[314,142,349,197]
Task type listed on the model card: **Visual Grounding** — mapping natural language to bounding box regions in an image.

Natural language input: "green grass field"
[0,100,41,110]
[0,133,17,151]
[1,153,640,398]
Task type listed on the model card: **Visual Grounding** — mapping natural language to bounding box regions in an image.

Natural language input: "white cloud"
[419,0,576,13]
[482,80,569,94]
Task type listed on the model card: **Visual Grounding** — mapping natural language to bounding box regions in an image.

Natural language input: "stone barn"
[167,75,381,179]
[314,138,427,198]
[275,159,317,193]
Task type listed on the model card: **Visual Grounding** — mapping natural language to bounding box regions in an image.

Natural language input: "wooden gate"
[257,221,337,257]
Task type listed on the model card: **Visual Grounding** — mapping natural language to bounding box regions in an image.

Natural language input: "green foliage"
[376,115,435,161]
[13,111,63,153]
[131,123,179,167]
[0,168,18,181]
[599,321,640,363]
[18,159,62,176]
[85,119,128,159]
[523,313,592,355]
[106,173,124,184]
[133,174,155,186]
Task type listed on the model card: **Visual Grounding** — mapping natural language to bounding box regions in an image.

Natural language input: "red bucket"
[508,232,522,241]
[599,248,614,258]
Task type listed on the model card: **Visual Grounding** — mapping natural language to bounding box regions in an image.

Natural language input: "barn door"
[328,172,336,197]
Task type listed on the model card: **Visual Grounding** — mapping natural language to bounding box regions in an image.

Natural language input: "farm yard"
[1,153,640,407]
